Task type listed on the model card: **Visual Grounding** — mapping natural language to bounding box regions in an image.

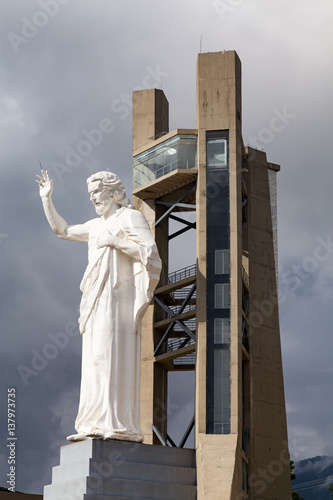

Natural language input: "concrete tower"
[132,51,291,500]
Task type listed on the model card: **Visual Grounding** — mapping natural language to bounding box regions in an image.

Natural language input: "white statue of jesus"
[36,170,161,442]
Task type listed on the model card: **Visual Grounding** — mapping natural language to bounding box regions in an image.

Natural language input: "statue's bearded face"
[88,180,113,216]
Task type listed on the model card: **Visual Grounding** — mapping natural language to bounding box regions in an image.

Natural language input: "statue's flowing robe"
[75,206,161,441]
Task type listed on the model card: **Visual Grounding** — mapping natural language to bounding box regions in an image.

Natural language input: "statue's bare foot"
[67,432,89,442]
[87,430,104,439]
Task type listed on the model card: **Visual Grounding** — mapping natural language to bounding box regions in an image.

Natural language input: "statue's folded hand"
[97,230,116,248]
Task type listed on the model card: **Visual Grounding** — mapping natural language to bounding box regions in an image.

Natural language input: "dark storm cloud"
[0,0,333,493]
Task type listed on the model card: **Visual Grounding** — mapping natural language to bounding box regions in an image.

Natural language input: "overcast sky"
[0,0,333,494]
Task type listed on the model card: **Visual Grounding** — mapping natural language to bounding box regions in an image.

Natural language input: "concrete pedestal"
[44,439,197,500]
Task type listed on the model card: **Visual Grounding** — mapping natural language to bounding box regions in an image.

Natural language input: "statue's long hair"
[87,171,130,206]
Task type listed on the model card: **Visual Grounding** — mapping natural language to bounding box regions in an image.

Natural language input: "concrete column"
[246,147,291,499]
[195,50,243,500]
[132,90,170,445]
[132,89,169,152]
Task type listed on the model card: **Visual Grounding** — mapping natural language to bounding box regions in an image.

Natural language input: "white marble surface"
[37,171,161,442]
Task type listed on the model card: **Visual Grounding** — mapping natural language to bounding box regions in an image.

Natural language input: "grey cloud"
[1,0,333,493]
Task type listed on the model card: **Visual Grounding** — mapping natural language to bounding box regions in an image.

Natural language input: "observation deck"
[133,129,197,203]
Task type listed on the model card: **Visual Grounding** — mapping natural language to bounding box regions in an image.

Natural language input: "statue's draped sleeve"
[78,206,161,335]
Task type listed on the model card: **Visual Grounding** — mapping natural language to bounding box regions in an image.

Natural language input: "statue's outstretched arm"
[36,170,89,242]
[36,169,68,236]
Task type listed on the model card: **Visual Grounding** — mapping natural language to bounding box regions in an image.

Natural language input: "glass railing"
[133,134,197,189]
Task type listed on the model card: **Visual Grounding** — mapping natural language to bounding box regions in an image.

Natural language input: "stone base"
[44,439,197,499]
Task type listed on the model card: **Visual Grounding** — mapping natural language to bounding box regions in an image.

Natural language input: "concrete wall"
[195,50,243,500]
[246,147,291,499]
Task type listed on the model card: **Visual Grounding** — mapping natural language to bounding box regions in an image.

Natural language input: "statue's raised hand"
[36,170,53,199]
